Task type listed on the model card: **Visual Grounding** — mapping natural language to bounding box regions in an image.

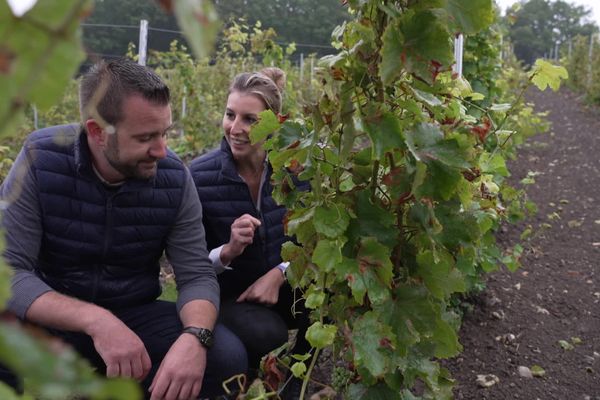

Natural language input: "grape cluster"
[331,366,354,392]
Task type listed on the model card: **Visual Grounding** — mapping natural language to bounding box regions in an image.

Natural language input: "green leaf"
[337,257,367,304]
[405,123,470,169]
[306,322,337,349]
[313,204,350,238]
[432,317,462,358]
[0,0,88,136]
[312,239,343,272]
[304,285,326,309]
[346,191,397,249]
[353,312,395,378]
[412,88,443,107]
[529,59,568,92]
[290,362,307,378]
[174,0,220,59]
[380,285,439,353]
[0,324,140,400]
[250,110,280,144]
[416,249,466,299]
[380,23,404,85]
[398,11,454,83]
[364,112,404,160]
[347,382,402,400]
[445,0,494,34]
[358,238,394,289]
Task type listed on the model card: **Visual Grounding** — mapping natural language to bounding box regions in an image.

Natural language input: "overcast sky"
[7,0,600,27]
[495,0,600,26]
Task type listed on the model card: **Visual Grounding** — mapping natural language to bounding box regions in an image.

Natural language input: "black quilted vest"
[189,139,303,299]
[27,124,186,309]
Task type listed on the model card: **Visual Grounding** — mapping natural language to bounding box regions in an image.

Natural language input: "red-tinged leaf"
[262,353,285,391]
[286,140,300,150]
[470,118,491,142]
[382,166,404,186]
[156,0,174,13]
[379,337,395,350]
[288,159,304,175]
[0,47,16,74]
[277,113,289,123]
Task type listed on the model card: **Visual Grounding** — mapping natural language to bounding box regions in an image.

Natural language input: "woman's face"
[223,91,266,160]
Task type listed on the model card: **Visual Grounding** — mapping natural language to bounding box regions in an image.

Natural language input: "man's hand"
[237,267,285,305]
[220,214,261,265]
[88,315,152,381]
[148,333,207,400]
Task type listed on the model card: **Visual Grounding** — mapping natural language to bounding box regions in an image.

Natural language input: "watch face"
[184,327,214,348]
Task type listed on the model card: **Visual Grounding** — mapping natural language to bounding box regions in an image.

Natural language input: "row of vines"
[562,34,600,103]
[0,0,567,399]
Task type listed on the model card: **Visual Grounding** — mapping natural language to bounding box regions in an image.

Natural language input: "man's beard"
[104,134,157,180]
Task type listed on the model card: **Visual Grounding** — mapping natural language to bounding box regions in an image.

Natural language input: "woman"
[189,68,310,389]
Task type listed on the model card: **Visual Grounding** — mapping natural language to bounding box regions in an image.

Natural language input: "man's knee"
[206,323,248,383]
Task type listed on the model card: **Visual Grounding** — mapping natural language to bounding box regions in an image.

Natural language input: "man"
[0,58,247,399]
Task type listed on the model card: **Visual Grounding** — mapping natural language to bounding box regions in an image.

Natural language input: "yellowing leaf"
[529,59,568,92]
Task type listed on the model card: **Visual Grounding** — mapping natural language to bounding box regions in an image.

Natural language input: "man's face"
[104,95,172,180]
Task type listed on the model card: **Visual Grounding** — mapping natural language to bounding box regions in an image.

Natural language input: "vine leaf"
[313,204,350,238]
[445,0,494,34]
[312,238,343,272]
[173,0,220,60]
[364,112,404,160]
[353,312,396,379]
[306,322,337,349]
[0,324,140,399]
[398,10,454,83]
[416,249,466,299]
[250,109,280,144]
[0,0,89,136]
[529,59,568,92]
[346,191,397,249]
[405,123,470,169]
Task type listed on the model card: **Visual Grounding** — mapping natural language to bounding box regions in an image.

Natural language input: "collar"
[219,138,270,183]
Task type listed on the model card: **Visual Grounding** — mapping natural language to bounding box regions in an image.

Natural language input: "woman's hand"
[220,214,261,265]
[237,267,285,305]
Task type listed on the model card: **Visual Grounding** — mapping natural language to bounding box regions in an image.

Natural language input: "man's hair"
[79,58,170,126]
[229,67,286,114]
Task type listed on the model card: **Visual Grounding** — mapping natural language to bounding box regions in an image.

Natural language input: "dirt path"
[445,88,600,399]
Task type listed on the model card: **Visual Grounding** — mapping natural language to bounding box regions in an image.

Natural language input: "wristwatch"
[182,326,214,349]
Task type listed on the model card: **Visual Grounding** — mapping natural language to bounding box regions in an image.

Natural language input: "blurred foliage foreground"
[0,0,567,399]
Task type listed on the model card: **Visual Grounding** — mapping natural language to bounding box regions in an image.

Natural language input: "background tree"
[507,0,597,65]
[82,0,349,62]
[83,0,180,61]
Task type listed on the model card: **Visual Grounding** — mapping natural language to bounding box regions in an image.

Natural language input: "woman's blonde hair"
[229,67,286,114]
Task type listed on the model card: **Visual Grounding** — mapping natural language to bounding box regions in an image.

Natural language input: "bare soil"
[444,87,600,399]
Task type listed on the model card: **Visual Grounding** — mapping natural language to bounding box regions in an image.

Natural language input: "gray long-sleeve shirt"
[1,144,219,319]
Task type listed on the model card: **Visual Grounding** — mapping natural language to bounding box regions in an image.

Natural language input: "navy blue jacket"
[22,124,187,309]
[190,139,301,298]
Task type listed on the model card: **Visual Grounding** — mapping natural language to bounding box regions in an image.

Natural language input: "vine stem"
[299,347,321,400]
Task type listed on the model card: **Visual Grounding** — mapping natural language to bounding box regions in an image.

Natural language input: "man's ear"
[85,119,106,146]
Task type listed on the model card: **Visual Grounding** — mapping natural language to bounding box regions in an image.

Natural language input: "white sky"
[6,0,37,17]
[496,0,600,27]
[7,0,600,27]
